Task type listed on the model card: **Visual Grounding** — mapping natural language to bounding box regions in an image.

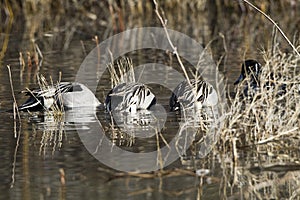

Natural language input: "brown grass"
[221,44,300,158]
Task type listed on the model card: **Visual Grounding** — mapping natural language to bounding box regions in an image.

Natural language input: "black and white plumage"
[234,60,262,86]
[170,79,218,111]
[234,60,262,96]
[233,60,293,96]
[105,83,156,113]
[18,82,100,111]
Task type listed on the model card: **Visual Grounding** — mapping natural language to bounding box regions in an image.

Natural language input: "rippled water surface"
[0,1,299,199]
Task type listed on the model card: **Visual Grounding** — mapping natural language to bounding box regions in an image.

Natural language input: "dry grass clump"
[222,46,300,151]
[23,74,65,117]
[107,57,135,88]
[44,75,69,116]
[217,46,300,199]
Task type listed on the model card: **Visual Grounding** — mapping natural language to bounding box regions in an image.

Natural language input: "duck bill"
[234,74,244,85]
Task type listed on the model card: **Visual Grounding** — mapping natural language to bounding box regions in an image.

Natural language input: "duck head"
[234,60,261,85]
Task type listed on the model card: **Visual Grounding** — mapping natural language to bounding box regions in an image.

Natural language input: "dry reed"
[221,45,300,157]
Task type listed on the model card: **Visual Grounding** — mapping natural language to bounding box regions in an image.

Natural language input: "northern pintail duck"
[234,59,290,96]
[105,82,156,113]
[18,82,100,111]
[234,60,261,87]
[170,79,218,111]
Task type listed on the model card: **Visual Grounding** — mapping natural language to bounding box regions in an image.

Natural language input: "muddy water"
[0,1,299,200]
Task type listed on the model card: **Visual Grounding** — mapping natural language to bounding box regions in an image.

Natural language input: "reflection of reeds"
[38,116,65,156]
[106,120,135,147]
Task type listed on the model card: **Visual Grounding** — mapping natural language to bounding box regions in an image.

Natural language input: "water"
[0,1,299,199]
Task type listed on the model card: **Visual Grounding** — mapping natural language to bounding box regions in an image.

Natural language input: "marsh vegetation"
[0,0,299,199]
